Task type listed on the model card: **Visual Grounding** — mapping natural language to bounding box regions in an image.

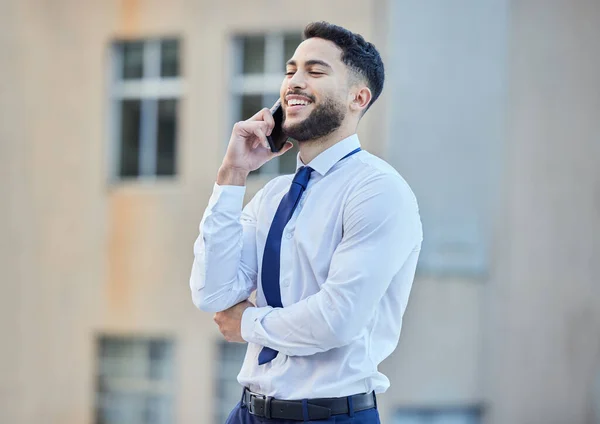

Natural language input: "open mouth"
[286,99,313,113]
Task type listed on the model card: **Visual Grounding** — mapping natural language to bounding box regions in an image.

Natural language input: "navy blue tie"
[258,147,361,365]
[258,166,313,365]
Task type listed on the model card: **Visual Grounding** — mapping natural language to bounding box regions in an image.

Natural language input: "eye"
[309,72,324,76]
[285,71,295,76]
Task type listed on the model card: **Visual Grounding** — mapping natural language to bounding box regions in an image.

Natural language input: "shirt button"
[282,279,290,287]
[285,231,294,239]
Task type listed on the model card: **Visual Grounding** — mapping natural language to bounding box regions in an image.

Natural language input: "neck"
[297,126,357,165]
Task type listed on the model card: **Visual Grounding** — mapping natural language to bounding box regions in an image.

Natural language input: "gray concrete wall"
[379,0,509,421]
[484,1,600,423]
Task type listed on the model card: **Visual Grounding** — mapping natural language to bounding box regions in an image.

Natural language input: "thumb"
[274,141,294,157]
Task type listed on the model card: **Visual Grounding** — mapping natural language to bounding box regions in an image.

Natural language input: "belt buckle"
[248,393,267,416]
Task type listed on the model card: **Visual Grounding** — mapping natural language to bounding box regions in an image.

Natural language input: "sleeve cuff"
[208,183,246,212]
[241,306,272,344]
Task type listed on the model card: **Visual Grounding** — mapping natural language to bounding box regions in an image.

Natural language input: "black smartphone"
[266,99,289,153]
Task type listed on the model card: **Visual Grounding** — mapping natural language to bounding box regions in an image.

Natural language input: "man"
[190,21,422,424]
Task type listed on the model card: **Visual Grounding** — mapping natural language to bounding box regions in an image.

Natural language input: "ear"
[349,86,372,114]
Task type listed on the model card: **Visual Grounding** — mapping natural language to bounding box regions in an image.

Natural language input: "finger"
[247,107,271,122]
[235,119,267,132]
[250,121,269,149]
[263,111,275,136]
[248,107,276,135]
[235,121,269,148]
[254,126,271,149]
[252,126,270,149]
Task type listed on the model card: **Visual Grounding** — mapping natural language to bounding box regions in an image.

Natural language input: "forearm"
[241,247,420,356]
[241,290,358,356]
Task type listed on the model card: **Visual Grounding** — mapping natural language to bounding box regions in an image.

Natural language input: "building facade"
[1,0,599,423]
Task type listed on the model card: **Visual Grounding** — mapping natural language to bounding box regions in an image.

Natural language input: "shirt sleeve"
[240,174,422,356]
[190,183,263,313]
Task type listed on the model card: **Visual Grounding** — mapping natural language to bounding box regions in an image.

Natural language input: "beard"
[282,96,346,142]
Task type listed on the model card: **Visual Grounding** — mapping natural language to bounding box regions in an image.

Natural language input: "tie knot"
[292,166,313,189]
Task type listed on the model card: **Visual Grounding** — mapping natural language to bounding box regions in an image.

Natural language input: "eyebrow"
[286,59,333,70]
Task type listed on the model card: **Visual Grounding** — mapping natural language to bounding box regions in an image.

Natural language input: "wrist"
[217,165,249,186]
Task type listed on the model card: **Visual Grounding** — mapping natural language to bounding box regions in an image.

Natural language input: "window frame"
[94,335,176,424]
[214,341,247,424]
[107,37,183,183]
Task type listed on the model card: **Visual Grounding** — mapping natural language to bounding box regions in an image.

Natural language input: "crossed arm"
[190,175,421,354]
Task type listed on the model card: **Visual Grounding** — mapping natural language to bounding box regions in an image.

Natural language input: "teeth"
[288,99,310,106]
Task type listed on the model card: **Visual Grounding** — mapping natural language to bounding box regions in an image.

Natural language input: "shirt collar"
[295,134,361,176]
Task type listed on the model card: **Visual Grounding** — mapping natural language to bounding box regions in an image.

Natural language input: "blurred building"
[1,0,599,423]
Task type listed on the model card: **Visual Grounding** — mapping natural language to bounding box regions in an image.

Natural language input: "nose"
[288,70,307,90]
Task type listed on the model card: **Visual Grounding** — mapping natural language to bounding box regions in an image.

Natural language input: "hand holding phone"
[220,100,293,180]
[266,99,290,153]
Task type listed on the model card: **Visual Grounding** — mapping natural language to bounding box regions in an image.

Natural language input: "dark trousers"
[224,401,381,424]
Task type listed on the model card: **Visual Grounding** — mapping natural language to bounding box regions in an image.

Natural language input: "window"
[230,33,302,176]
[215,342,247,424]
[95,336,175,424]
[109,39,181,180]
[394,407,482,424]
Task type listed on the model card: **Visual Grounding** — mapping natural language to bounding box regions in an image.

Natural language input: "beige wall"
[0,1,385,423]
[0,1,26,423]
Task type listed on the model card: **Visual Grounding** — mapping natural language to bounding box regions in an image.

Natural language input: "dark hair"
[303,21,385,113]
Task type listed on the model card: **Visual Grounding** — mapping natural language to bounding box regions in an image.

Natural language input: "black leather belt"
[241,387,377,421]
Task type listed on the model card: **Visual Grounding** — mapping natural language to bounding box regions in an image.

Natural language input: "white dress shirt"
[190,134,422,400]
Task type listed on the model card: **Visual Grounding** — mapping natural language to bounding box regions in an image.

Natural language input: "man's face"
[280,38,350,142]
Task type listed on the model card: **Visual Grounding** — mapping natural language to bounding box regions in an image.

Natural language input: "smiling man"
[190,22,422,423]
